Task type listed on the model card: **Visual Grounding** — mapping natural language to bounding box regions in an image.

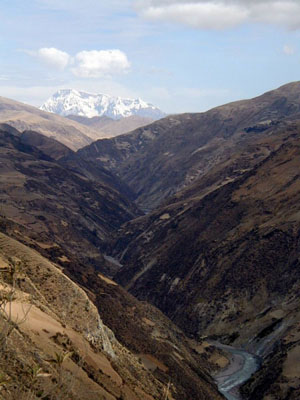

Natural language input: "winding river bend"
[211,342,261,400]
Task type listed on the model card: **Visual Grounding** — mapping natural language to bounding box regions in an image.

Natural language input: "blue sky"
[1,0,300,113]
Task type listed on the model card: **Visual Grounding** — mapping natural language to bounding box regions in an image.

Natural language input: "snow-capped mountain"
[40,89,165,120]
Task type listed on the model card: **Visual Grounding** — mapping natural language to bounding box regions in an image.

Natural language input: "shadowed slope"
[0,126,140,274]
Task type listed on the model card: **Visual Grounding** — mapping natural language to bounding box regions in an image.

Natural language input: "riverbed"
[211,342,261,400]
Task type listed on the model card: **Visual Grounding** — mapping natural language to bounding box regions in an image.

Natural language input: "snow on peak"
[40,89,165,120]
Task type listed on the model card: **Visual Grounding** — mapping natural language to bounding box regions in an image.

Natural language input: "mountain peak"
[40,89,165,120]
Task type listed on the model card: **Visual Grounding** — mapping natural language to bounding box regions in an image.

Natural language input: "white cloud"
[136,1,300,30]
[140,2,247,30]
[36,47,71,70]
[283,44,295,55]
[72,50,130,78]
[26,48,131,78]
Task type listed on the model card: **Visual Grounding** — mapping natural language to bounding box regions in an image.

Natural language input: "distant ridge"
[0,95,104,150]
[40,89,165,120]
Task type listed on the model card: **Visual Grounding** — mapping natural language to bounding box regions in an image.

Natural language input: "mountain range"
[40,89,165,120]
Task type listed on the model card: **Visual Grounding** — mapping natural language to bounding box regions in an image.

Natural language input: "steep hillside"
[0,216,224,400]
[112,121,300,399]
[0,96,108,150]
[20,129,73,160]
[0,229,223,400]
[0,126,140,274]
[78,81,300,210]
[0,231,165,400]
[19,129,136,201]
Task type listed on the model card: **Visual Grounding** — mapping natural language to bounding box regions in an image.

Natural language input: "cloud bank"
[136,0,300,30]
[28,48,130,78]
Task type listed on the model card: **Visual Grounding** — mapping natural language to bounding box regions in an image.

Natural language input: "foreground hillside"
[0,231,163,400]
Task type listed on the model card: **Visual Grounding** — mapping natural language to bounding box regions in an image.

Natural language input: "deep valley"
[0,82,300,399]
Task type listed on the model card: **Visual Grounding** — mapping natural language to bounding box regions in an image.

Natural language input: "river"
[211,342,261,400]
